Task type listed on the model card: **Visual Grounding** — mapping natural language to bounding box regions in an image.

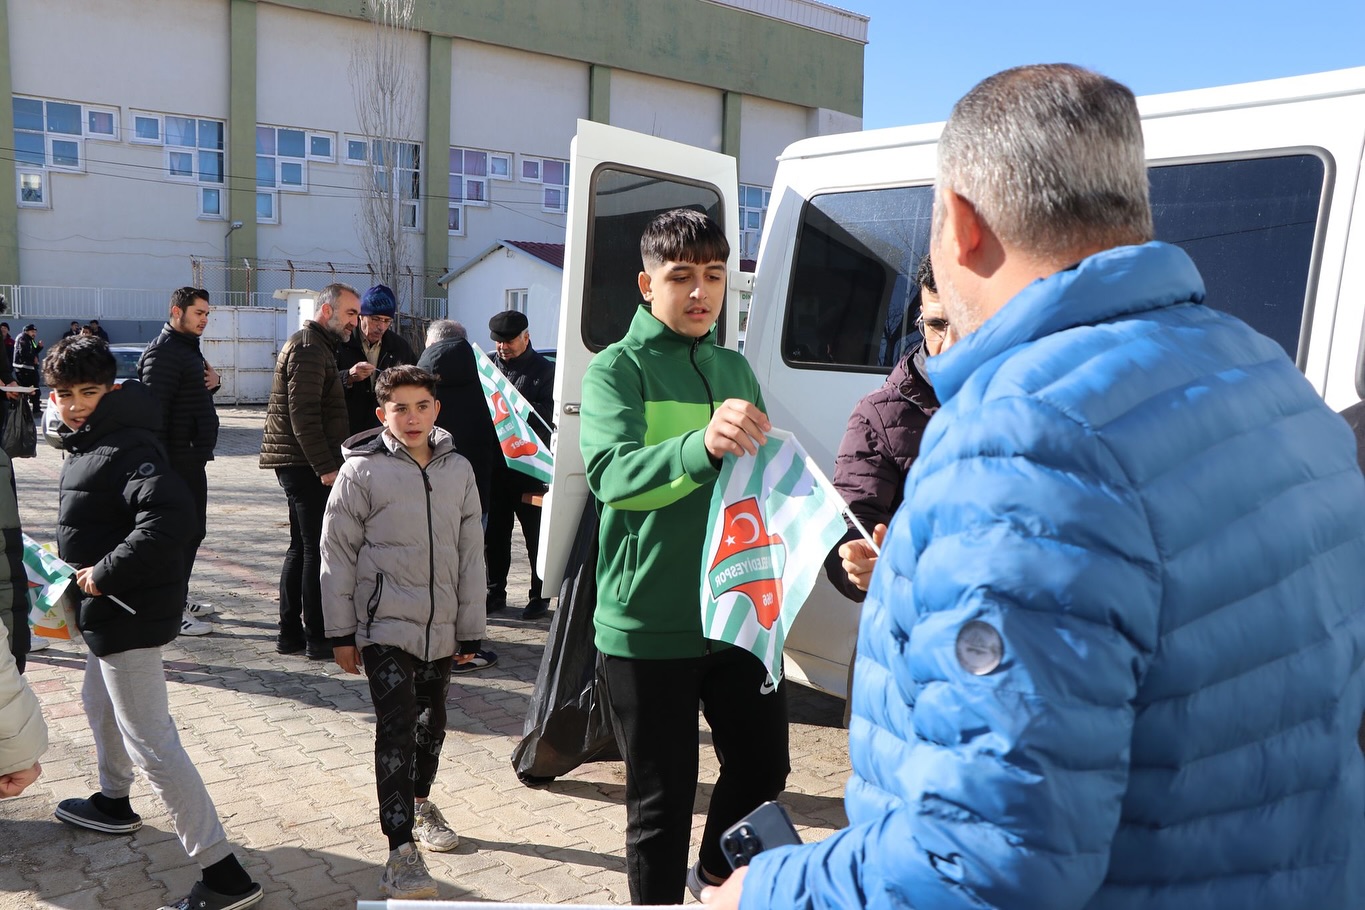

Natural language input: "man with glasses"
[335,284,416,436]
[137,287,222,636]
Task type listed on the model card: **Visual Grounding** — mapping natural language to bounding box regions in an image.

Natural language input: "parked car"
[41,344,145,449]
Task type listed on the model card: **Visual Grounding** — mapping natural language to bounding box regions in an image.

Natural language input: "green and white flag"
[23,533,80,642]
[472,343,555,484]
[701,428,851,688]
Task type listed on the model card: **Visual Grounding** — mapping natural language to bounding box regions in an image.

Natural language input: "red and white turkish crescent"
[492,392,510,419]
[729,511,761,545]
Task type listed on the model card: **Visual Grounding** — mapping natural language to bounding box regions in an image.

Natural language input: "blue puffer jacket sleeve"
[744,393,1160,910]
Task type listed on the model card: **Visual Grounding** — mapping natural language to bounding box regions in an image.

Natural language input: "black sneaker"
[158,881,263,910]
[304,644,332,661]
[55,795,142,834]
[486,593,507,615]
[452,649,498,674]
[520,598,550,620]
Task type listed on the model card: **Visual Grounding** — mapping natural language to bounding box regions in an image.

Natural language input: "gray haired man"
[259,283,360,660]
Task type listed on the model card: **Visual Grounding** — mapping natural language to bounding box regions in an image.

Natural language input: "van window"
[1150,153,1324,360]
[782,185,935,371]
[781,153,1324,372]
[582,167,724,352]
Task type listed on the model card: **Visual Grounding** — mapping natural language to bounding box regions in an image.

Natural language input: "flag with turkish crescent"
[700,428,849,688]
[472,344,555,484]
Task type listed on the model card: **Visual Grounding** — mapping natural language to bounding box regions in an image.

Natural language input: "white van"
[541,65,1365,700]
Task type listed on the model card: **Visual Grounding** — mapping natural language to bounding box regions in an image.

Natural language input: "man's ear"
[374,405,385,424]
[637,271,653,302]
[939,187,984,268]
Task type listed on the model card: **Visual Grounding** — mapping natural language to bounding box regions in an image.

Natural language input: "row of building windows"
[10,95,573,232]
[11,95,768,246]
[446,147,569,235]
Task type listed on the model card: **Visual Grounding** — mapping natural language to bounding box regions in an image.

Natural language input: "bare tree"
[349,0,420,298]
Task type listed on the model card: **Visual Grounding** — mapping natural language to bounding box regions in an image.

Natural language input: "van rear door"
[539,120,742,592]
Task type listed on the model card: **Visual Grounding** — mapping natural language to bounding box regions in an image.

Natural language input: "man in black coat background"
[136,287,221,637]
[335,284,415,436]
[485,310,554,621]
[416,319,499,515]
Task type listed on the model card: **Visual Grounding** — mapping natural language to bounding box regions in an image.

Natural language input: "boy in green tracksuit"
[580,208,790,905]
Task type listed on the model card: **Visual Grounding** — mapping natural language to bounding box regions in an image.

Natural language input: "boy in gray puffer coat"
[320,365,485,900]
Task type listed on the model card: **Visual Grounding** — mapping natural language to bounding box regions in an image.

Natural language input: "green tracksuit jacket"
[582,306,764,659]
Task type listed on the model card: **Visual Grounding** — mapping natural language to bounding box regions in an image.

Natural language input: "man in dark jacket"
[416,320,499,514]
[13,324,42,411]
[485,310,555,621]
[137,287,221,637]
[260,283,359,659]
[335,284,415,436]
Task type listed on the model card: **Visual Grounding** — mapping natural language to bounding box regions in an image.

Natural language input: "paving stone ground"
[0,407,850,909]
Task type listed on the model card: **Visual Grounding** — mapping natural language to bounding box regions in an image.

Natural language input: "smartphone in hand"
[719,801,802,870]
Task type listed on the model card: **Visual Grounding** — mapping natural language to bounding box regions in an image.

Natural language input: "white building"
[439,241,564,350]
[0,0,868,341]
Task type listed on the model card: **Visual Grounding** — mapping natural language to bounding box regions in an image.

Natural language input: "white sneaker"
[413,800,459,852]
[27,636,50,651]
[380,842,438,899]
[179,616,213,636]
[185,602,218,617]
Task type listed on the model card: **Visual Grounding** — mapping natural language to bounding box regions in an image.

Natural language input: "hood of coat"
[341,424,456,461]
[420,338,480,389]
[62,380,163,453]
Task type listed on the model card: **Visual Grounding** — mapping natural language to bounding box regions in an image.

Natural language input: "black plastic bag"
[512,501,620,784]
[3,398,36,459]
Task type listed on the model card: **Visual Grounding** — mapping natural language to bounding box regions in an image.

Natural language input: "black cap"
[489,310,529,342]
[23,324,36,331]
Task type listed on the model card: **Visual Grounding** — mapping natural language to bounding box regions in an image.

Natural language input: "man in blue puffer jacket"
[705,64,1365,910]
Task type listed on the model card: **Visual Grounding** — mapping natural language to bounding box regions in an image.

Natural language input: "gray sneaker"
[413,800,459,852]
[380,843,438,900]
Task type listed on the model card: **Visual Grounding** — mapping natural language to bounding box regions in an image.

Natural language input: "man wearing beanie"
[483,310,555,623]
[336,284,416,436]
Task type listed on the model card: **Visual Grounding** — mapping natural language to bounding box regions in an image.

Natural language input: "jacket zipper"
[689,337,717,420]
[421,462,436,661]
[365,572,385,635]
[387,442,449,661]
[690,336,716,656]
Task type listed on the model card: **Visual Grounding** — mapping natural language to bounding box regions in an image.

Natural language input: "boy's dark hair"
[171,286,209,314]
[375,364,438,404]
[640,208,730,270]
[42,336,117,388]
[915,254,937,294]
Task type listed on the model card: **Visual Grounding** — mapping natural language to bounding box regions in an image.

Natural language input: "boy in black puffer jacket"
[42,337,262,910]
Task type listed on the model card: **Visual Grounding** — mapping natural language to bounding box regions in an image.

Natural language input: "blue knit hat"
[360,284,397,317]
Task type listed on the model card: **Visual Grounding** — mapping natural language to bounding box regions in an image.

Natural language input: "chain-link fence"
[192,257,448,349]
